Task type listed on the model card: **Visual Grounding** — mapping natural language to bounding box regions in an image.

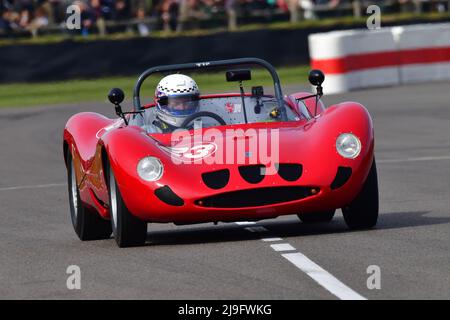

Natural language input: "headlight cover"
[137,157,164,181]
[336,133,361,159]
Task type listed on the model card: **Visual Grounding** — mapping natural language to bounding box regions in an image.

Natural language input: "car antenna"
[239,80,249,124]
[226,69,251,124]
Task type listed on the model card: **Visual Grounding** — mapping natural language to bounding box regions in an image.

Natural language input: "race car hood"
[104,102,373,210]
[143,102,373,187]
[148,120,305,170]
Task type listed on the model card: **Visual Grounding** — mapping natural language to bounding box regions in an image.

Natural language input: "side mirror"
[108,88,128,125]
[226,69,252,82]
[308,70,325,117]
[308,69,325,87]
[108,88,125,105]
[251,86,264,97]
[252,86,264,114]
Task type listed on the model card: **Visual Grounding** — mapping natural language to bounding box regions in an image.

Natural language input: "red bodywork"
[63,92,374,224]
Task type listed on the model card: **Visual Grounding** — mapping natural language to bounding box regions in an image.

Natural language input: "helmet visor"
[159,94,199,116]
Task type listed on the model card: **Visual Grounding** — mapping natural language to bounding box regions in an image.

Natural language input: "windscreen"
[195,96,301,125]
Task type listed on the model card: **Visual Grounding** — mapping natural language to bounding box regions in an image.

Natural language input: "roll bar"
[132,57,287,121]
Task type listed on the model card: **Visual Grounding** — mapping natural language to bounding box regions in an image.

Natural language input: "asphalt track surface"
[0,82,449,300]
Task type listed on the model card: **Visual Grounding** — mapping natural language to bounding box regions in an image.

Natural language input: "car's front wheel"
[107,162,147,247]
[298,209,335,223]
[67,152,111,240]
[342,159,379,229]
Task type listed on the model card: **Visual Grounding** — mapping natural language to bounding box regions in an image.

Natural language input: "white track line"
[378,155,450,163]
[270,243,296,252]
[282,252,367,300]
[0,183,65,192]
[261,237,283,242]
[236,222,366,300]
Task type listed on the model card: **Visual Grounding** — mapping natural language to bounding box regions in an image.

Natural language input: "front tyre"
[67,152,111,240]
[108,163,147,247]
[298,210,335,223]
[342,159,379,230]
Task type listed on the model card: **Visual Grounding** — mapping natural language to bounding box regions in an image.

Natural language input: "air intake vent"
[202,169,230,189]
[154,186,184,206]
[239,164,265,184]
[330,167,352,189]
[195,186,317,208]
[277,163,303,182]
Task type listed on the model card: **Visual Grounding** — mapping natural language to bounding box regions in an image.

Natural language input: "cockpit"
[129,93,307,134]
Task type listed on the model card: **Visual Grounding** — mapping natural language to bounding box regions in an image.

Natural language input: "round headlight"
[137,157,163,181]
[336,133,361,159]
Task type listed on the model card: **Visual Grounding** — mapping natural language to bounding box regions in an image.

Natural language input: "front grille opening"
[195,186,318,208]
[202,169,230,189]
[239,164,265,184]
[277,163,303,182]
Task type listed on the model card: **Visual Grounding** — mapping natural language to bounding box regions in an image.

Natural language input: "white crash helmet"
[155,74,200,128]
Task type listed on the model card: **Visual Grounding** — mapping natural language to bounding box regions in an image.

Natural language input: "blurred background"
[1,0,449,38]
[0,0,449,107]
[1,0,450,301]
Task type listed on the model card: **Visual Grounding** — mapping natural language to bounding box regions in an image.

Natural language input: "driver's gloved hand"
[153,119,174,133]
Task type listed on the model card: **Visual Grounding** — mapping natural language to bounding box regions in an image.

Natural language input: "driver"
[151,74,200,133]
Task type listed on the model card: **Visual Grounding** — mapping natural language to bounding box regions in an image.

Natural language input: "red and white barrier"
[393,24,450,84]
[308,23,450,94]
[309,29,399,94]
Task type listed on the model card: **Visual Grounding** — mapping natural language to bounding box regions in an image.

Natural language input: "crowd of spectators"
[0,0,449,37]
[0,0,148,36]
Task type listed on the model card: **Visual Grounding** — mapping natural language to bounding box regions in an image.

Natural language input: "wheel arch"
[101,144,110,190]
[63,140,69,167]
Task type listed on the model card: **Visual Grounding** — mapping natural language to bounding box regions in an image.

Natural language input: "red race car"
[64,58,378,247]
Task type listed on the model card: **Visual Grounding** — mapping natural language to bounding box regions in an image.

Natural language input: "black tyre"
[107,162,147,247]
[67,152,112,241]
[298,209,336,223]
[342,159,379,230]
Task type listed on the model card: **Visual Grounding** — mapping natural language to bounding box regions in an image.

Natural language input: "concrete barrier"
[308,23,450,94]
[393,23,450,84]
[309,29,399,94]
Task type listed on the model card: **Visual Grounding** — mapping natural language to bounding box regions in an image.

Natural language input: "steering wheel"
[180,111,227,128]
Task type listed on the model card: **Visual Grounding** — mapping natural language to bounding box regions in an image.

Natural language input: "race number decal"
[225,102,242,113]
[162,142,217,162]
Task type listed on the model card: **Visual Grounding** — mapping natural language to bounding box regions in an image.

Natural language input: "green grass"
[0,65,309,108]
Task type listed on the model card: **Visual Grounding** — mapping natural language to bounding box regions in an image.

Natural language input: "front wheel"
[67,152,111,240]
[298,209,335,223]
[107,162,147,247]
[342,159,379,230]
